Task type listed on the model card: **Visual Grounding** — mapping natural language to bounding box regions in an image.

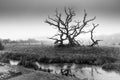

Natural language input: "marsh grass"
[102,62,120,72]
[0,45,119,69]
[0,42,4,50]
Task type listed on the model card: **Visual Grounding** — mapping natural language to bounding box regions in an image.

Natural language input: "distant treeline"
[0,38,41,44]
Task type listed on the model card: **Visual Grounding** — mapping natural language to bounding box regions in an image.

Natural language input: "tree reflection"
[90,66,101,80]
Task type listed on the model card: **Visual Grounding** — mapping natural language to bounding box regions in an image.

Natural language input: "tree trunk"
[59,40,64,46]
[68,36,76,46]
[59,34,65,47]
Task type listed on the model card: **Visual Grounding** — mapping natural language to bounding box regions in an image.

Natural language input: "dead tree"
[49,33,67,47]
[90,23,102,47]
[45,7,96,47]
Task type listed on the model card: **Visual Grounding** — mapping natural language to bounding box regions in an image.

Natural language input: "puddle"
[75,67,120,80]
[35,63,120,80]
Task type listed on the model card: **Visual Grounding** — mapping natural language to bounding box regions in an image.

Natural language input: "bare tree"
[90,23,102,47]
[45,7,96,47]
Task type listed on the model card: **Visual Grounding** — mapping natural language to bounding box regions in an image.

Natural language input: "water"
[36,63,120,80]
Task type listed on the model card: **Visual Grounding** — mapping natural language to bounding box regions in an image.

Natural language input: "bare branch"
[90,23,99,42]
[90,23,101,47]
[48,15,58,22]
[92,23,99,29]
[64,8,75,26]
[51,33,61,38]
[45,8,98,46]
[83,10,96,23]
[45,19,58,27]
[83,9,87,23]
[64,7,69,16]
[86,16,96,23]
[72,10,96,38]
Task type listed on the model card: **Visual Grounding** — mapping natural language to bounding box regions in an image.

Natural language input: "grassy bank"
[8,71,80,80]
[1,44,120,70]
[102,61,120,72]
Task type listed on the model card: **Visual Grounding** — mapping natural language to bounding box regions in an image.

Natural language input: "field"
[0,43,120,80]
[1,44,120,72]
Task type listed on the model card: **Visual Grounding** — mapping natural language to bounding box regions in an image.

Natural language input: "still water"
[36,63,120,80]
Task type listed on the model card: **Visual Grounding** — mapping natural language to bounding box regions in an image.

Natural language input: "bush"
[102,63,120,72]
[0,41,4,50]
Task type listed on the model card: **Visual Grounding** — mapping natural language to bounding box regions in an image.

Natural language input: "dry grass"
[0,44,120,80]
[8,71,80,80]
[2,45,119,61]
[0,44,120,71]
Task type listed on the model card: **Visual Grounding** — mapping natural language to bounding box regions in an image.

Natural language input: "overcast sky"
[0,0,120,40]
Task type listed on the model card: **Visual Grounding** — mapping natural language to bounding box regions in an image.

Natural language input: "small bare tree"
[45,7,96,47]
[90,23,102,47]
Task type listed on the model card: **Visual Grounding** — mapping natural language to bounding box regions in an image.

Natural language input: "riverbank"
[0,62,80,80]
[0,45,120,72]
[8,70,80,80]
[102,62,120,72]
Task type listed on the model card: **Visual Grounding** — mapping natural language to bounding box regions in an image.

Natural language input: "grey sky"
[0,0,120,40]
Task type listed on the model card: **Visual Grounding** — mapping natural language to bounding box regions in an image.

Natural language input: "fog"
[0,0,120,40]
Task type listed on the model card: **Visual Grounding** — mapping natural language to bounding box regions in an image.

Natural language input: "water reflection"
[35,62,120,80]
